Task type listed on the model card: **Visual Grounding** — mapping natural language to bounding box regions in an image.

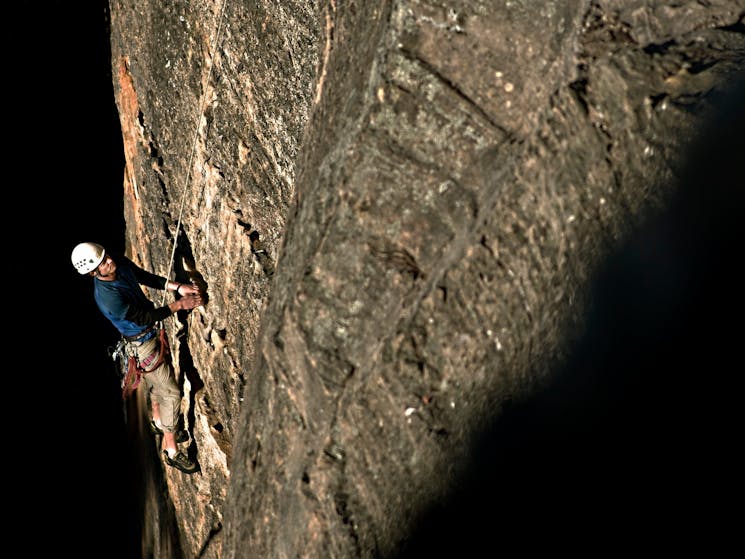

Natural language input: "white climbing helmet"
[71,242,106,274]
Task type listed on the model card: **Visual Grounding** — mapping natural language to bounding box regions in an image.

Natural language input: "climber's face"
[93,253,117,279]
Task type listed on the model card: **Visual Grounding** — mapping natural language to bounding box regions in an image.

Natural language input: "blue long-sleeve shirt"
[94,255,172,339]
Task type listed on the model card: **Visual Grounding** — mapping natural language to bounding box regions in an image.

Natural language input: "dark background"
[16,1,138,556]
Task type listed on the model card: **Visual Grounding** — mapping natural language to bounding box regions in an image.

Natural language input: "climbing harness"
[115,322,171,400]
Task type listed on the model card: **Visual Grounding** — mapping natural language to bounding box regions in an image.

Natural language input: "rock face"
[107,1,744,557]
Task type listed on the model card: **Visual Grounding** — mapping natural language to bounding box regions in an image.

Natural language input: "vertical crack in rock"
[237,218,276,276]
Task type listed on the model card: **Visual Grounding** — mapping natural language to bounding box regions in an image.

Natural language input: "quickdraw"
[120,325,171,399]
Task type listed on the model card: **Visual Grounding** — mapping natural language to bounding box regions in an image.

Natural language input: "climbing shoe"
[163,450,199,474]
[149,420,190,443]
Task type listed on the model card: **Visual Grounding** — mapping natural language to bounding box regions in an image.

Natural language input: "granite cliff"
[105,1,744,557]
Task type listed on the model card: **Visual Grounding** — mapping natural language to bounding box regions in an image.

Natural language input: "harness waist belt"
[124,325,156,342]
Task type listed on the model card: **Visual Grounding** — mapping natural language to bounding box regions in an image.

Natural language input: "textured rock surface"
[107,1,744,557]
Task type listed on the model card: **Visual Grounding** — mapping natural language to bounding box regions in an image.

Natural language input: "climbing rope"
[160,0,229,305]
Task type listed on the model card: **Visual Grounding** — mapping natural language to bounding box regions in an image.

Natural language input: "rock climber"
[72,241,203,474]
